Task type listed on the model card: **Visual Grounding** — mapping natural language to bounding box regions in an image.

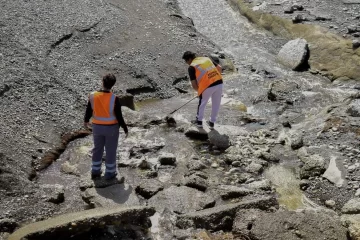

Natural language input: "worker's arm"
[84,100,92,129]
[114,97,129,137]
[191,80,198,91]
[188,66,198,92]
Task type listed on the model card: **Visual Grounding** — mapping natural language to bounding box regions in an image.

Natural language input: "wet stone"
[0,218,19,233]
[135,179,164,199]
[187,159,207,171]
[277,38,309,70]
[184,126,208,140]
[290,133,304,150]
[325,200,336,208]
[208,130,230,150]
[342,198,360,214]
[347,99,360,117]
[41,184,65,204]
[246,162,264,174]
[217,185,253,200]
[184,174,208,192]
[148,186,215,214]
[176,197,278,231]
[233,209,347,240]
[158,153,176,166]
[259,151,280,163]
[247,179,272,191]
[300,154,326,179]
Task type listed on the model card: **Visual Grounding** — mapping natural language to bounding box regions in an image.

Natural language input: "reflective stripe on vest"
[89,92,118,124]
[190,57,222,95]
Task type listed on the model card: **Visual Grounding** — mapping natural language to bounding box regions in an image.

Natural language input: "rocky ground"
[2,0,360,239]
[246,0,360,40]
[0,0,218,233]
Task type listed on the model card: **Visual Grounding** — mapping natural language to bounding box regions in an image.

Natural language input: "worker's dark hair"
[182,51,196,61]
[102,73,116,89]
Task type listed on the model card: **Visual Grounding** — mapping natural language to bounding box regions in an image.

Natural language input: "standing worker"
[84,73,128,180]
[182,51,223,129]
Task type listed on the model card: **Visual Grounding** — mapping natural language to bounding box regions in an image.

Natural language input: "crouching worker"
[84,73,128,180]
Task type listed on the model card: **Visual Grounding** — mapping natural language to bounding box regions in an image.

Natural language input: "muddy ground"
[2,0,360,239]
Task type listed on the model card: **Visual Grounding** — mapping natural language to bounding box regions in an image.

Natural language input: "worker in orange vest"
[182,51,223,129]
[84,74,128,180]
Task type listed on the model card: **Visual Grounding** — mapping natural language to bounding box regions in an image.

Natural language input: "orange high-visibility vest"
[190,57,222,96]
[89,91,118,125]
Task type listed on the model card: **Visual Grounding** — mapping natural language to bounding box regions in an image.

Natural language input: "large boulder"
[8,206,155,240]
[217,185,253,200]
[135,179,164,199]
[322,156,344,187]
[233,209,347,240]
[277,38,309,70]
[176,197,278,231]
[299,154,326,179]
[208,130,230,150]
[185,126,208,140]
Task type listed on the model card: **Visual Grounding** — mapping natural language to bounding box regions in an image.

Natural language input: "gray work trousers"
[91,124,119,177]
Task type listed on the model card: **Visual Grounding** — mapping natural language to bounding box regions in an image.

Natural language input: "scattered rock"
[158,153,177,166]
[300,154,326,179]
[176,197,278,231]
[342,198,360,214]
[233,209,347,240]
[341,214,360,240]
[41,184,65,204]
[187,159,207,171]
[353,40,360,49]
[144,170,158,178]
[322,156,344,187]
[290,133,304,150]
[284,7,294,14]
[224,146,242,164]
[185,126,208,140]
[325,200,336,208]
[184,175,208,192]
[347,99,360,117]
[129,141,165,158]
[277,38,309,70]
[60,161,79,176]
[208,130,230,150]
[355,189,360,197]
[259,151,279,163]
[246,162,264,174]
[135,179,164,199]
[292,14,307,24]
[138,158,151,169]
[0,218,19,233]
[299,179,310,190]
[217,185,253,200]
[148,186,215,214]
[247,179,272,191]
[348,25,359,34]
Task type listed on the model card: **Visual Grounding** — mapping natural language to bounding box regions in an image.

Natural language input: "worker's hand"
[84,122,91,129]
[125,132,129,138]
